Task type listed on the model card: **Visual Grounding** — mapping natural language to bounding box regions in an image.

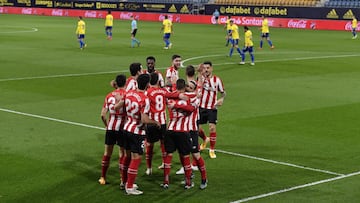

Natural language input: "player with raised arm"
[198,61,226,159]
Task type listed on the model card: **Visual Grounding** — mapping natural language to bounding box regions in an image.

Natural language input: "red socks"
[101,155,110,178]
[126,158,141,188]
[210,132,216,150]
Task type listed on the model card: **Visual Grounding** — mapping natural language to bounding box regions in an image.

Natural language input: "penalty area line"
[230,170,360,203]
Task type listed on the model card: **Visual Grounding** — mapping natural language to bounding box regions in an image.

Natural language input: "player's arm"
[216,91,226,107]
[100,107,108,127]
[141,113,160,127]
[114,94,124,111]
[168,100,196,113]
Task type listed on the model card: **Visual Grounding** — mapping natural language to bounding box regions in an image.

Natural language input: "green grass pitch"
[1,14,360,202]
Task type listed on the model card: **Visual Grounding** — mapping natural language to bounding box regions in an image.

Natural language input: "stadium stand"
[324,0,360,8]
[213,0,321,7]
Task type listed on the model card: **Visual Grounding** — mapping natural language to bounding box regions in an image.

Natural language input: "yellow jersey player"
[352,17,357,39]
[76,16,86,50]
[240,26,255,66]
[161,15,173,49]
[105,10,113,40]
[228,20,245,60]
[259,16,274,49]
[224,15,232,46]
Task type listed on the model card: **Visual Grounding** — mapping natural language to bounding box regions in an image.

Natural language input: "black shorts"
[164,131,192,156]
[198,107,218,125]
[189,131,199,153]
[131,29,137,36]
[146,124,166,143]
[124,131,146,155]
[105,130,125,147]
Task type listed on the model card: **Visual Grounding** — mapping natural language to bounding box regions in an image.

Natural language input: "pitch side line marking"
[0,108,104,131]
[230,170,360,203]
[0,27,38,34]
[1,53,359,82]
[215,149,343,176]
[0,107,343,176]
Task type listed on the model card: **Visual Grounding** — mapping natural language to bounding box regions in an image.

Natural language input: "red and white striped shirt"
[184,92,200,131]
[103,89,126,131]
[142,69,165,88]
[200,75,225,109]
[125,77,137,91]
[165,66,178,91]
[167,98,196,132]
[146,86,180,125]
[123,90,150,135]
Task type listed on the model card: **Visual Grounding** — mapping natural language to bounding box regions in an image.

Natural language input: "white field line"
[230,170,360,203]
[0,108,104,130]
[0,27,38,34]
[215,149,343,176]
[2,53,359,82]
[0,107,342,176]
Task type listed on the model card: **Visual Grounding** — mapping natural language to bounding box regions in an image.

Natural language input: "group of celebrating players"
[98,54,226,195]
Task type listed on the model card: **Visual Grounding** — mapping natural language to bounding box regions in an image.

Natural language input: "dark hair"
[176,79,186,90]
[108,10,111,14]
[129,62,142,76]
[137,74,150,90]
[203,61,212,66]
[115,74,126,88]
[164,15,168,19]
[186,65,195,77]
[146,56,156,62]
[149,72,159,86]
[79,16,83,19]
[244,26,249,30]
[172,54,181,61]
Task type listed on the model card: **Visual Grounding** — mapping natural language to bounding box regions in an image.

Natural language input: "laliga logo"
[51,9,63,16]
[287,20,307,28]
[85,11,97,18]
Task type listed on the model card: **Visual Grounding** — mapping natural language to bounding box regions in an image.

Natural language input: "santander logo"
[287,20,307,29]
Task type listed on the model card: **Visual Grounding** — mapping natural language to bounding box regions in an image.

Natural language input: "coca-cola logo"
[288,20,307,29]
[21,8,32,15]
[159,14,173,22]
[119,12,133,20]
[344,22,360,31]
[51,9,63,16]
[0,8,3,13]
[84,11,97,18]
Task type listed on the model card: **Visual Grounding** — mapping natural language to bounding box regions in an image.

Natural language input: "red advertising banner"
[1,6,359,31]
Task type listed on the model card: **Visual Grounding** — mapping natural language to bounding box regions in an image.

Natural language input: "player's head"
[244,26,249,31]
[146,56,156,73]
[186,80,197,92]
[203,61,213,78]
[176,79,186,91]
[130,15,134,20]
[186,65,195,77]
[172,54,182,69]
[137,74,150,90]
[164,15,168,19]
[230,19,234,25]
[108,10,111,14]
[149,72,159,86]
[129,62,142,77]
[228,15,231,19]
[115,74,126,88]
[78,16,83,20]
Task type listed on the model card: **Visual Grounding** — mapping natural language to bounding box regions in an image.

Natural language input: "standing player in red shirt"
[125,62,142,91]
[165,54,181,91]
[198,61,226,159]
[98,74,127,185]
[122,74,161,195]
[162,79,196,189]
